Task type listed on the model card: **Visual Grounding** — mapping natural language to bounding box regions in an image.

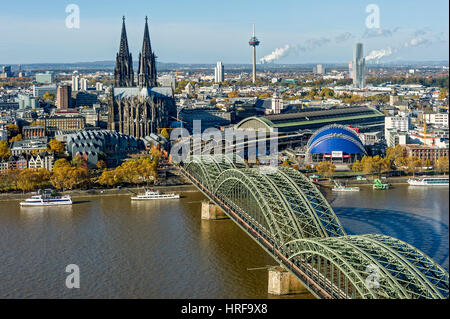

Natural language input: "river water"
[0,185,448,298]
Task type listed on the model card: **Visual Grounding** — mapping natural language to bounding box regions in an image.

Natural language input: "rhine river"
[0,185,448,298]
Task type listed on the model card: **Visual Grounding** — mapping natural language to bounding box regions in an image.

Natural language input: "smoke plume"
[259,45,291,63]
[365,47,393,61]
[259,32,353,63]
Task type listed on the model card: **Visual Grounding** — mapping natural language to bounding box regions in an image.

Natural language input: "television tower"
[248,23,260,84]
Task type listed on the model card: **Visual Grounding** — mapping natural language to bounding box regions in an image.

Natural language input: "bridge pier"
[268,266,308,295]
[201,201,229,220]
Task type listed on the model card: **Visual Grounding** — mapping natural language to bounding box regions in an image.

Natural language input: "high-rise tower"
[114,17,134,87]
[138,16,158,88]
[248,24,260,84]
[214,61,224,83]
[353,43,365,88]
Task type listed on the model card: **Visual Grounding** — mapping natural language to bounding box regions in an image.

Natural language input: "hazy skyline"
[0,0,448,64]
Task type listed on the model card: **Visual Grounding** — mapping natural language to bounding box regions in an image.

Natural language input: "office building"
[17,94,38,109]
[1,65,13,78]
[385,116,410,138]
[95,82,104,91]
[158,75,177,89]
[353,43,365,88]
[80,78,88,91]
[35,72,54,84]
[314,64,325,75]
[214,61,224,83]
[72,75,80,91]
[57,85,72,110]
[33,84,58,98]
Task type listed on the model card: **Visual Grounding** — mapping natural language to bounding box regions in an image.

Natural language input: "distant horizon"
[2,59,449,68]
[1,0,448,65]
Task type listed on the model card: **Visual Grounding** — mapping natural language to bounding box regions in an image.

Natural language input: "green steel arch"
[180,155,449,299]
[283,235,449,299]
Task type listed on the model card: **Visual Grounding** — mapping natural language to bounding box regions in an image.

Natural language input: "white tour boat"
[131,189,180,200]
[407,177,449,186]
[20,194,73,206]
[332,181,360,192]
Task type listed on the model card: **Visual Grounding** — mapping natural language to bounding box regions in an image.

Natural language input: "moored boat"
[408,177,449,186]
[373,179,389,190]
[131,189,180,200]
[20,194,72,206]
[332,181,360,192]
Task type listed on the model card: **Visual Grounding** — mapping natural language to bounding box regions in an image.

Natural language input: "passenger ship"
[407,177,449,186]
[131,189,180,200]
[20,194,73,206]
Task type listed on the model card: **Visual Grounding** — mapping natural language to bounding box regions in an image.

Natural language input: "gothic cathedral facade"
[108,17,176,139]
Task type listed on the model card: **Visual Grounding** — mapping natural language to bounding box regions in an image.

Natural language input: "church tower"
[114,17,134,87]
[138,17,158,88]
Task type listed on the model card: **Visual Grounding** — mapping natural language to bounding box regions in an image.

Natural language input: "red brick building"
[403,144,449,163]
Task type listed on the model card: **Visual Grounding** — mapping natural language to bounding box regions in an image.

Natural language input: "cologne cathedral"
[108,17,176,139]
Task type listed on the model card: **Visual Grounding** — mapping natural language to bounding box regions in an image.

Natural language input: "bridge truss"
[180,155,449,299]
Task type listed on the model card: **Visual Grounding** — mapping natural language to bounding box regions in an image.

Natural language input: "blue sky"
[0,0,448,64]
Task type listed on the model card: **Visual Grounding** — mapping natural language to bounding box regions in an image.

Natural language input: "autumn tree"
[16,168,51,192]
[43,91,55,102]
[436,156,449,174]
[281,160,290,167]
[6,124,19,138]
[96,160,106,170]
[228,91,239,98]
[315,161,336,178]
[160,128,170,139]
[351,160,363,173]
[0,140,11,160]
[48,139,65,154]
[405,156,423,176]
[438,89,448,100]
[9,134,23,143]
[386,145,405,169]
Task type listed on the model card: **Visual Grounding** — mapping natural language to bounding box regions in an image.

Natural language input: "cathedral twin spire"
[114,16,157,88]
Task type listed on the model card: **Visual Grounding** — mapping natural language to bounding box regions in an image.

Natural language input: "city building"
[17,94,38,109]
[158,75,176,89]
[10,138,48,156]
[236,106,385,134]
[57,85,72,110]
[66,130,141,168]
[353,43,365,88]
[179,108,232,132]
[306,124,367,165]
[385,116,410,138]
[386,129,409,148]
[1,65,13,78]
[403,144,449,163]
[313,64,325,75]
[22,126,46,139]
[0,123,7,141]
[270,92,284,115]
[80,78,89,91]
[33,84,58,98]
[27,152,55,171]
[108,17,176,139]
[214,61,224,83]
[43,116,86,133]
[74,91,97,108]
[72,75,80,91]
[95,82,104,91]
[422,113,448,127]
[35,72,54,84]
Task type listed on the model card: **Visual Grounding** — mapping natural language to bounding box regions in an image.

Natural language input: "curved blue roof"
[307,124,367,155]
[309,126,360,147]
[309,137,366,154]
